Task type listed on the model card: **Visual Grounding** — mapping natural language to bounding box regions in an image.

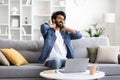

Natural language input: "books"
[12,19,19,28]
[22,27,26,34]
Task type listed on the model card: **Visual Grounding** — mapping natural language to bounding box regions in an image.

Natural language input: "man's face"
[54,15,65,28]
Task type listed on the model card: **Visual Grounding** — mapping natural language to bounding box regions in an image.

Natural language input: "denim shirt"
[39,23,82,63]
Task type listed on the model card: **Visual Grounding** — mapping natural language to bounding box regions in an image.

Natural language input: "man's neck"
[55,26,60,31]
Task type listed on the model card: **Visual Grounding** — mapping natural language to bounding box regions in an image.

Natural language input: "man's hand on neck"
[50,23,61,31]
[61,26,77,35]
[50,24,76,35]
[50,23,56,29]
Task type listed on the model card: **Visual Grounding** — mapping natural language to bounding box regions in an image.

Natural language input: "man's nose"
[60,20,63,23]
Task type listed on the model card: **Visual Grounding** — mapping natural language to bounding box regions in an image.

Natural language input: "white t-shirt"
[46,31,67,61]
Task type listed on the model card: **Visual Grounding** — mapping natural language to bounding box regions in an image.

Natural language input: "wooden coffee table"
[40,70,105,80]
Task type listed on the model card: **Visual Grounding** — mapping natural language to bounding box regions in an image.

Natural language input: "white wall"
[115,0,120,45]
[65,0,116,45]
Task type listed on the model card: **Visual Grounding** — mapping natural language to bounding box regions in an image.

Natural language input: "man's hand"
[61,26,77,35]
[50,23,56,29]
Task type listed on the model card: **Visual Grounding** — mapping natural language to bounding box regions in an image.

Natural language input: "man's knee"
[51,59,61,69]
[52,59,61,64]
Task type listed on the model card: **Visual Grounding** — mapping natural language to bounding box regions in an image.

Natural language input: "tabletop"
[40,70,105,80]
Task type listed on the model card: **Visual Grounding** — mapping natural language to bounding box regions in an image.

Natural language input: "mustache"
[56,23,63,27]
[59,23,63,26]
[55,20,64,28]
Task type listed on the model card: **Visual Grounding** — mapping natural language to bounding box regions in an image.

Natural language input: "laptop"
[59,58,89,73]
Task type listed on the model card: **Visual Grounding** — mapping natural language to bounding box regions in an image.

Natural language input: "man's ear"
[52,19,55,23]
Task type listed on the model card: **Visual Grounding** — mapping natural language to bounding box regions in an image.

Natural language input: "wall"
[65,0,116,45]
[115,0,120,45]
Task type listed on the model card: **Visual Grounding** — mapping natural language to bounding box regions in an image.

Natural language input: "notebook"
[59,58,89,73]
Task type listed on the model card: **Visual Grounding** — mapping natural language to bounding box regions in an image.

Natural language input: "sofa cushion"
[18,51,40,63]
[74,47,88,58]
[87,47,98,63]
[71,37,109,58]
[0,51,10,66]
[0,39,44,63]
[1,48,29,66]
[0,63,49,78]
[96,46,119,64]
[0,39,44,51]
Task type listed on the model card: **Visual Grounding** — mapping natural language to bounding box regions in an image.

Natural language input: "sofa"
[0,37,120,80]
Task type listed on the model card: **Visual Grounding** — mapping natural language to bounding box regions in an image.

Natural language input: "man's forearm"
[63,27,77,35]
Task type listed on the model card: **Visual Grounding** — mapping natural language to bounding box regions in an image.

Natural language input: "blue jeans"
[44,59,66,69]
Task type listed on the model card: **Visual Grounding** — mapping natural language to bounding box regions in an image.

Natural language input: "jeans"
[44,59,66,69]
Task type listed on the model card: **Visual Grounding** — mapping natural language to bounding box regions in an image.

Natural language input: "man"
[39,11,82,69]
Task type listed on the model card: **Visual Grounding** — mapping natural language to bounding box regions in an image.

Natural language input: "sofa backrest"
[0,37,109,63]
[0,39,44,63]
[71,36,110,58]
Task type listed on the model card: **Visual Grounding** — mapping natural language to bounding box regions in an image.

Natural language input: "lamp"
[104,13,116,44]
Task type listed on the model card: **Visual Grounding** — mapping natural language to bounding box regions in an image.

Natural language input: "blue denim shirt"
[39,23,82,63]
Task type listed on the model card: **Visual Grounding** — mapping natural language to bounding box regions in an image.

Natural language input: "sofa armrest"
[118,54,120,64]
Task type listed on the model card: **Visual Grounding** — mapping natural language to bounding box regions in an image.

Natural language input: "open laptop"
[59,58,89,73]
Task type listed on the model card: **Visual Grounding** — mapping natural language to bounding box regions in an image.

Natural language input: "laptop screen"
[61,58,89,73]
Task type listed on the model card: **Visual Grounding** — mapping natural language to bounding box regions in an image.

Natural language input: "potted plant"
[85,24,105,37]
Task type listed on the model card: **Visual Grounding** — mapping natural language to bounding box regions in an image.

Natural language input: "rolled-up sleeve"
[40,23,50,39]
[70,31,82,40]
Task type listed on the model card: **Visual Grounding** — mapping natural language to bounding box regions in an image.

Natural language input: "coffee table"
[40,70,105,80]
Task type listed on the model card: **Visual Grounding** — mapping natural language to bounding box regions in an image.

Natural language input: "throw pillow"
[0,51,10,66]
[0,48,29,66]
[96,46,120,64]
[87,47,98,63]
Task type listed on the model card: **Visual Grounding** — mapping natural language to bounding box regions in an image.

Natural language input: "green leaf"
[85,24,105,37]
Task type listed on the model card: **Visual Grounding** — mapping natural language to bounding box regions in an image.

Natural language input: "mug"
[89,65,98,75]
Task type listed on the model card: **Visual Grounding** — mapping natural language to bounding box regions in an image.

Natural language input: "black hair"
[51,11,66,23]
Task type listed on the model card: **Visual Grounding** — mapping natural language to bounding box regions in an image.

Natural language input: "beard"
[55,21,63,28]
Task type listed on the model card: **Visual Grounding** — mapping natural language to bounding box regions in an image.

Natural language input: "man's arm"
[41,23,56,39]
[50,23,56,29]
[62,26,77,35]
[41,23,51,39]
[62,26,82,39]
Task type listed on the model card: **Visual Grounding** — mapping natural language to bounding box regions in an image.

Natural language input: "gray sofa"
[0,37,120,80]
